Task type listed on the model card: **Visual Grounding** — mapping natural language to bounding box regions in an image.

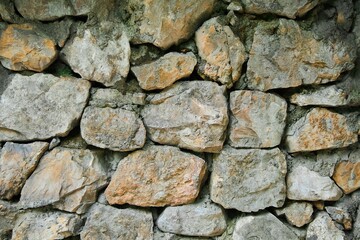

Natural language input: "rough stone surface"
[89,88,146,107]
[229,90,287,148]
[132,52,197,90]
[0,142,48,200]
[81,203,153,240]
[0,24,57,72]
[275,201,313,227]
[287,166,343,201]
[105,145,207,207]
[210,146,287,212]
[195,17,247,87]
[0,200,19,239]
[0,73,91,141]
[80,106,146,151]
[333,161,360,194]
[306,212,346,240]
[141,81,228,153]
[325,206,352,230]
[285,108,358,153]
[154,228,210,240]
[20,147,107,214]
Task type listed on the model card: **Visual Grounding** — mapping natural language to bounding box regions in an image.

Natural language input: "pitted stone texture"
[195,17,247,87]
[80,106,146,152]
[123,0,215,49]
[0,24,57,72]
[333,161,360,194]
[80,204,153,240]
[325,206,352,230]
[89,88,146,107]
[141,81,228,153]
[287,166,343,201]
[229,90,287,148]
[0,200,19,239]
[20,147,107,214]
[0,142,48,200]
[247,19,356,91]
[275,202,313,227]
[285,108,358,153]
[0,74,91,142]
[105,145,207,207]
[307,212,346,240]
[210,146,287,212]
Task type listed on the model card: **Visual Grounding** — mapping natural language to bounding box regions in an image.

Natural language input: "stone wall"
[0,0,359,239]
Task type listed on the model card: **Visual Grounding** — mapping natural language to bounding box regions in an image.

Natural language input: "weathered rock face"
[195,17,247,87]
[0,142,48,200]
[306,212,346,240]
[141,81,228,153]
[80,106,146,151]
[275,201,314,227]
[0,24,57,72]
[325,206,352,230]
[132,52,197,90]
[247,19,356,91]
[229,90,287,148]
[333,161,360,194]
[0,200,19,239]
[0,74,91,141]
[285,108,358,153]
[89,88,146,107]
[122,0,215,49]
[81,204,153,240]
[210,146,287,212]
[105,145,207,207]
[20,147,107,214]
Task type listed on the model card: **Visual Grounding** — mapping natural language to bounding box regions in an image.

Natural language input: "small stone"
[0,142,48,200]
[60,132,88,149]
[307,212,346,240]
[275,202,313,227]
[49,137,60,150]
[333,161,360,194]
[132,52,197,90]
[105,145,207,207]
[89,88,146,107]
[325,206,352,230]
[313,201,325,210]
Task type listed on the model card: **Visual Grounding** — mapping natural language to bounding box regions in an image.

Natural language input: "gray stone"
[0,200,19,239]
[275,201,313,227]
[354,204,360,239]
[210,146,287,212]
[0,73,91,141]
[325,206,352,230]
[0,1,19,23]
[49,137,60,150]
[89,88,146,108]
[154,228,211,240]
[306,212,345,240]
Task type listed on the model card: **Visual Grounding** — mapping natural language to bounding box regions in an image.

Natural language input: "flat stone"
[287,166,343,201]
[195,17,247,87]
[275,201,313,227]
[0,73,91,141]
[0,142,48,200]
[20,147,107,214]
[80,106,146,151]
[307,212,346,240]
[325,206,352,230]
[89,88,146,108]
[154,228,210,240]
[229,90,287,148]
[0,24,57,72]
[132,52,197,90]
[210,146,287,212]
[333,161,360,194]
[141,81,228,153]
[0,200,19,239]
[80,203,153,240]
[105,145,207,207]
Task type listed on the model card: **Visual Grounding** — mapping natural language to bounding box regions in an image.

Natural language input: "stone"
[20,147,107,214]
[333,161,360,194]
[307,212,346,240]
[80,106,146,152]
[247,19,356,91]
[285,108,358,153]
[195,17,247,87]
[0,200,19,239]
[0,24,57,72]
[354,204,360,239]
[105,145,207,207]
[89,88,146,107]
[154,228,210,240]
[287,166,343,201]
[11,211,82,240]
[0,73,91,141]
[132,52,197,90]
[275,202,313,227]
[0,1,19,23]
[80,203,153,240]
[229,90,287,148]
[325,206,352,230]
[232,212,299,240]
[123,0,215,49]
[49,137,60,150]
[0,142,48,200]
[141,81,228,153]
[210,146,287,212]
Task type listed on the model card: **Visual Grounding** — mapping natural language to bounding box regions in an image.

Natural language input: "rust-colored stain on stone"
[333,161,360,194]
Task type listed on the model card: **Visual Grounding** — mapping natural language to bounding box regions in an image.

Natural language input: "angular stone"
[247,19,356,91]
[275,202,313,227]
[154,228,210,240]
[285,108,358,153]
[132,52,197,90]
[325,206,352,230]
[0,24,57,72]
[195,17,247,87]
[0,74,91,141]
[105,145,207,207]
[232,212,299,240]
[80,106,146,152]
[307,212,346,240]
[89,88,146,107]
[20,147,107,214]
[0,142,48,200]
[287,166,343,201]
[80,203,153,240]
[141,81,228,153]
[123,0,215,49]
[210,146,287,212]
[229,90,287,148]
[333,161,360,194]
[0,200,19,239]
